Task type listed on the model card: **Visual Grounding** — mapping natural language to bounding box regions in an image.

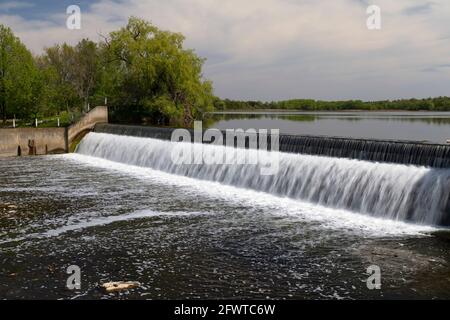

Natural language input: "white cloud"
[2,0,450,100]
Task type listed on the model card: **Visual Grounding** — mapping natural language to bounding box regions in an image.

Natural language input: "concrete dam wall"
[94,123,450,168]
[68,106,109,143]
[0,106,108,157]
[0,127,67,157]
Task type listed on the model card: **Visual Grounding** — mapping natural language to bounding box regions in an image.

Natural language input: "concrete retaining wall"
[68,106,108,143]
[0,106,108,157]
[0,127,67,157]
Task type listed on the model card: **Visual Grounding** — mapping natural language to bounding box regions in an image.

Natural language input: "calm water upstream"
[1,149,450,299]
[206,111,450,143]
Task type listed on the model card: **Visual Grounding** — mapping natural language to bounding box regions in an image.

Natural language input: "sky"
[1,0,449,101]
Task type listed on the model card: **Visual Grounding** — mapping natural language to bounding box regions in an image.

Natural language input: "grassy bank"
[0,111,83,129]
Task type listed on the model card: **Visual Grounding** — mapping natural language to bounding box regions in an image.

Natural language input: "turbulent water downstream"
[1,132,450,299]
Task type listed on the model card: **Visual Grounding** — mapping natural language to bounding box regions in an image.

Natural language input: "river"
[1,124,450,298]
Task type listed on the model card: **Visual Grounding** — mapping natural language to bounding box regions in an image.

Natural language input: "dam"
[94,123,450,168]
[72,123,450,227]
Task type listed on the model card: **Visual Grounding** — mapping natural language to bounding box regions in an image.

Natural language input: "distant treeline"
[214,97,450,111]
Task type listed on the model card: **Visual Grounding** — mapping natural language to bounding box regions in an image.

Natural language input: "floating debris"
[101,281,140,293]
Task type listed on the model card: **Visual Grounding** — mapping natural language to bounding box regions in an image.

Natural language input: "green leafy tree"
[101,17,214,127]
[40,43,79,114]
[72,39,100,111]
[0,24,37,122]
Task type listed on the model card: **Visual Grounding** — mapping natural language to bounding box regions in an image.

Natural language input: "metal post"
[35,118,38,127]
[13,115,15,128]
[57,117,60,127]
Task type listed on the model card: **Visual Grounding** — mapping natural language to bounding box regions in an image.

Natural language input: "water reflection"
[205,112,450,143]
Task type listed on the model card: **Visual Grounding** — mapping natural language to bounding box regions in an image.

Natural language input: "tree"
[101,17,214,127]
[40,43,79,114]
[72,39,100,111]
[0,24,37,122]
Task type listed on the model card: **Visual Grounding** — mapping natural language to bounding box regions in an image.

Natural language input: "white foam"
[0,209,210,244]
[40,209,210,237]
[62,153,439,237]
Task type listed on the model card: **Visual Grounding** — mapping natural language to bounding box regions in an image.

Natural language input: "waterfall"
[94,123,450,168]
[77,132,450,226]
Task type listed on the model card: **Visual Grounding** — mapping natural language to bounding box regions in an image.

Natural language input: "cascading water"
[94,123,450,168]
[76,132,450,226]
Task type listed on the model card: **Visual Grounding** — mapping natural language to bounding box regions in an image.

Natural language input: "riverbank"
[0,106,108,157]
[216,97,450,113]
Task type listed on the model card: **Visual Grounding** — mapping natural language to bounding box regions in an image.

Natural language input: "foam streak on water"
[0,210,210,245]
